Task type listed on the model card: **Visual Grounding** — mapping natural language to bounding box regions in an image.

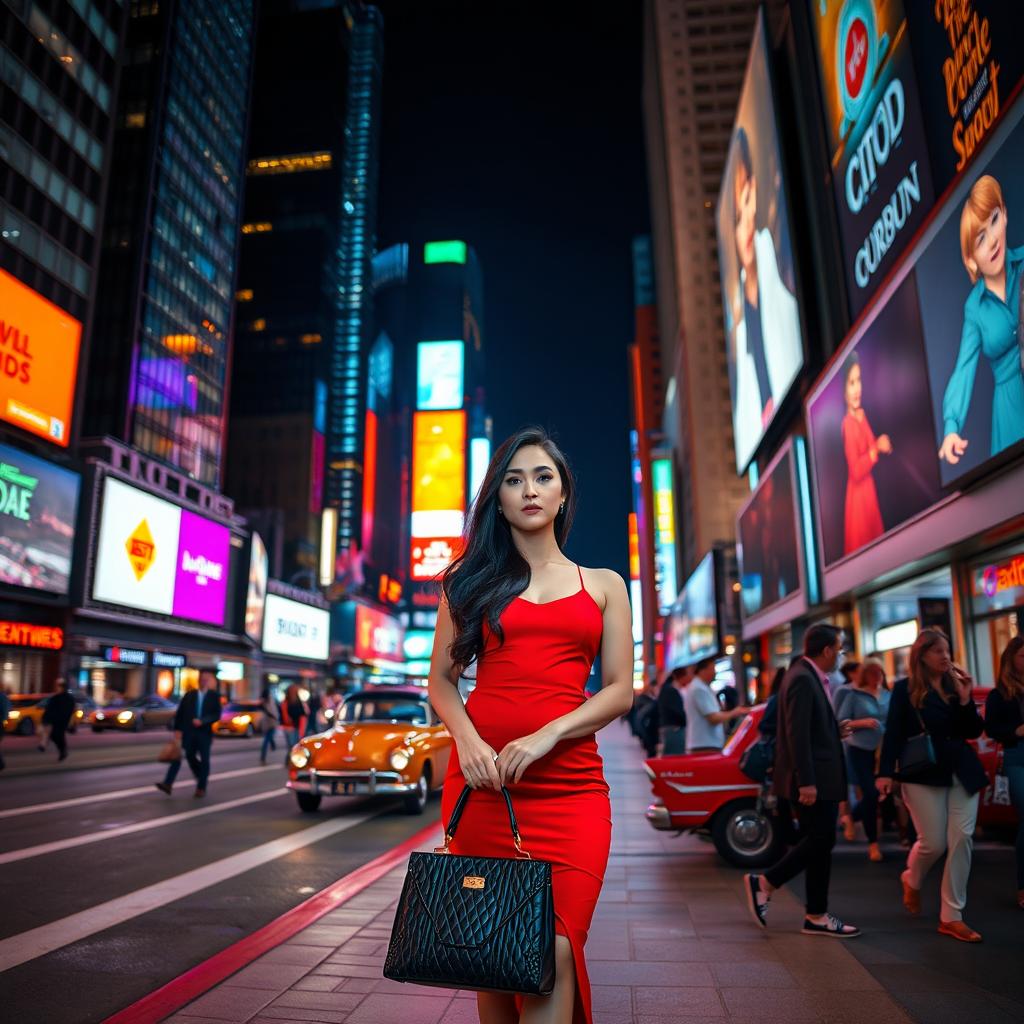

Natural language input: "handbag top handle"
[435,784,533,859]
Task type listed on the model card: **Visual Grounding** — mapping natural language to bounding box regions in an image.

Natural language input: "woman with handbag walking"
[424,428,633,1024]
[835,658,890,861]
[876,628,987,942]
[983,635,1024,909]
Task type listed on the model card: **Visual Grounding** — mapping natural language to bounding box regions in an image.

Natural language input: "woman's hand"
[495,726,561,787]
[876,776,893,797]
[938,432,968,464]
[456,732,501,791]
[877,434,893,455]
[951,666,973,706]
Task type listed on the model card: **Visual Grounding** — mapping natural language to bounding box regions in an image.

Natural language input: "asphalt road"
[0,741,442,1024]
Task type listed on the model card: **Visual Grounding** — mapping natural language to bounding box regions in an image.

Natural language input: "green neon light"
[424,240,467,265]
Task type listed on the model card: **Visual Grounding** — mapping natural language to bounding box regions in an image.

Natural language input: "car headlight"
[9,710,20,719]
[117,711,134,723]
[289,747,311,769]
[233,714,252,726]
[389,747,413,771]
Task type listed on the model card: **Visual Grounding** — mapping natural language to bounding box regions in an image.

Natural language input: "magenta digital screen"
[172,510,230,625]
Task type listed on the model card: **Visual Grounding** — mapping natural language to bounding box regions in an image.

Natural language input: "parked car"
[286,686,452,815]
[644,688,1017,867]
[89,695,177,732]
[213,701,266,738]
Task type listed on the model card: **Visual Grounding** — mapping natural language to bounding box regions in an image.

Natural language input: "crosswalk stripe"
[0,810,378,973]
[0,765,280,820]
[0,787,289,865]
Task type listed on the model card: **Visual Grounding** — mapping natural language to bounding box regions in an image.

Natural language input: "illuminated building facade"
[85,0,256,487]
[226,1,377,585]
[371,240,488,627]
[0,1,126,450]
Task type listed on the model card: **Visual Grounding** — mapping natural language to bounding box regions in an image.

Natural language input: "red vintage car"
[644,688,1016,868]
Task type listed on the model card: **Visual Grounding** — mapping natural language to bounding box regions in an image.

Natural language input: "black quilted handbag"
[382,784,555,995]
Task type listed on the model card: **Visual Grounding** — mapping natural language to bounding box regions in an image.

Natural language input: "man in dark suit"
[41,678,76,761]
[155,670,221,797]
[743,624,861,938]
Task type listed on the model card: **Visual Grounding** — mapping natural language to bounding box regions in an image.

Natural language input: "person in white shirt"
[684,657,748,753]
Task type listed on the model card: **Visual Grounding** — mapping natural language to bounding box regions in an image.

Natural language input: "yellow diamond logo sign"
[125,519,156,582]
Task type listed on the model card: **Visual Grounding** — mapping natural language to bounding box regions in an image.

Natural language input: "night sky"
[374,0,649,580]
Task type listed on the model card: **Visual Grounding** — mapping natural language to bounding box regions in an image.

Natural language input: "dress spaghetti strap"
[576,563,585,593]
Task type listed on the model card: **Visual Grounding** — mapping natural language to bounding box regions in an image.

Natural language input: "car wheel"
[403,770,430,815]
[711,799,782,868]
[296,792,322,813]
[92,726,103,733]
[18,719,34,736]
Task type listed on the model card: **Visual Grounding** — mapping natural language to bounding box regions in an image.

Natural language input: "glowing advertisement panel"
[416,341,464,411]
[92,477,230,626]
[0,268,81,446]
[245,532,268,642]
[651,458,678,615]
[662,552,719,671]
[410,411,466,580]
[716,10,805,471]
[809,0,936,315]
[0,444,80,596]
[914,103,1024,487]
[354,604,404,662]
[262,593,329,661]
[736,444,804,620]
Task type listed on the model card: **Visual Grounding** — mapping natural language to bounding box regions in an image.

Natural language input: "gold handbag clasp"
[462,875,485,889]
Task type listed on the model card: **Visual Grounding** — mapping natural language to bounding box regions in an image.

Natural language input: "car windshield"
[226,703,261,712]
[340,698,429,725]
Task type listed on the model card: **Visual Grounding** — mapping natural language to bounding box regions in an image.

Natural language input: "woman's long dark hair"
[442,426,577,677]
[997,635,1024,702]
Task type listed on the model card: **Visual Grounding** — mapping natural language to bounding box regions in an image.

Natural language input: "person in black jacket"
[877,628,986,942]
[657,668,688,755]
[984,635,1024,909]
[41,678,75,761]
[743,625,860,938]
[155,671,222,797]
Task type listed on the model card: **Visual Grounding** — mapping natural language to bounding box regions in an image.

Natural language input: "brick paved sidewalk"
[162,723,913,1024]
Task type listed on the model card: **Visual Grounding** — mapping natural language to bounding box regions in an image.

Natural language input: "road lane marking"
[0,788,289,865]
[0,810,378,973]
[0,765,280,819]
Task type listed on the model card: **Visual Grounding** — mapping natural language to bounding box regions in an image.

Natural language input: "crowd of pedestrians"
[629,622,1023,943]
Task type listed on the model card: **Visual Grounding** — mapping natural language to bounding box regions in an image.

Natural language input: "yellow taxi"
[4,694,47,735]
[213,701,266,738]
[286,686,451,814]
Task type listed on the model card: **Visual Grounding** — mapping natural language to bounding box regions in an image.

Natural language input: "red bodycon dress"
[441,566,611,1024]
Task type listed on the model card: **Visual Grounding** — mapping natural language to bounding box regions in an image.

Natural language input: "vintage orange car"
[286,686,451,815]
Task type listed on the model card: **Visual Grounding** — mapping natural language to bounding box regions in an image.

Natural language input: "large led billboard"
[716,10,805,472]
[354,604,404,663]
[808,0,936,316]
[244,532,268,643]
[0,268,81,447]
[416,341,464,411]
[807,274,944,569]
[651,458,678,614]
[662,552,719,671]
[905,3,1024,193]
[736,442,804,621]
[92,477,230,626]
[0,444,80,596]
[410,410,466,580]
[914,103,1024,488]
[262,593,330,661]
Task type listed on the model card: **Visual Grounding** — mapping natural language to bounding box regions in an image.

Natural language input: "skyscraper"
[84,0,256,487]
[226,1,383,587]
[1,1,126,449]
[642,0,777,576]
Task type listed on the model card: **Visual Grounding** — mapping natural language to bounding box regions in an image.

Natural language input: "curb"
[101,819,442,1024]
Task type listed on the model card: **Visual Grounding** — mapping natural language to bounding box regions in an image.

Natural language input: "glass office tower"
[86,0,256,486]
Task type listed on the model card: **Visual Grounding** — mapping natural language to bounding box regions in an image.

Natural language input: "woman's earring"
[560,503,565,514]
[497,506,503,516]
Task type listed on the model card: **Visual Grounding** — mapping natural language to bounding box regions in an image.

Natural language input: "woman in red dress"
[842,353,891,556]
[429,427,633,1024]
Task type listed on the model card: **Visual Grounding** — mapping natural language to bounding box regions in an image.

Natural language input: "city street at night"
[3,0,1024,1022]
